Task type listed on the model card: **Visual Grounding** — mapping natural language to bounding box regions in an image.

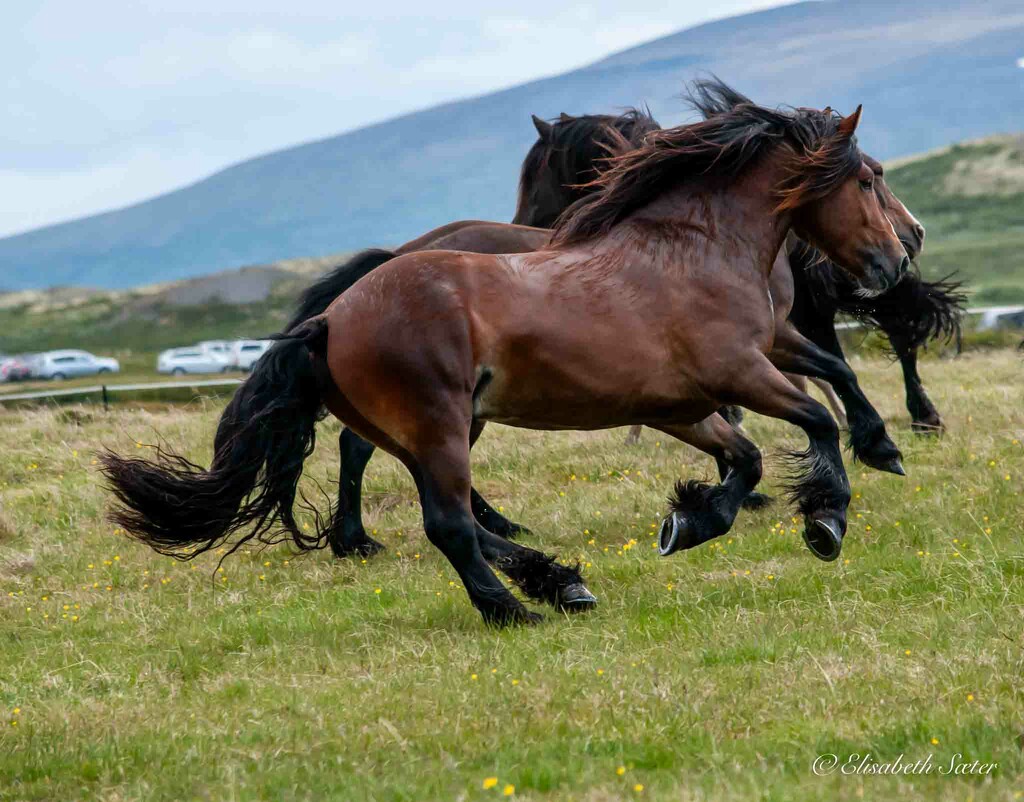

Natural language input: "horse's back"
[397,221,550,256]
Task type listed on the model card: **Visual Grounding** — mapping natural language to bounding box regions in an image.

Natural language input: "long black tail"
[285,249,395,332]
[100,317,330,560]
[834,270,967,353]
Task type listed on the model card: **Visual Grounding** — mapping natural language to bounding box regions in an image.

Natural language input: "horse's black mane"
[517,109,659,197]
[553,79,862,245]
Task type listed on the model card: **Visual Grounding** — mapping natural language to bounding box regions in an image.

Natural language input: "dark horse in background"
[102,85,911,625]
[512,110,660,228]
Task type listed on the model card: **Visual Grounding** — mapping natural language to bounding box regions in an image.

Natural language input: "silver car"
[32,350,120,380]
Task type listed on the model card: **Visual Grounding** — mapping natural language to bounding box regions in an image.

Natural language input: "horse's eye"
[859,177,873,190]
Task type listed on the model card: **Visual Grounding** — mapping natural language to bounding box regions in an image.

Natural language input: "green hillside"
[0,256,343,367]
[886,135,1024,303]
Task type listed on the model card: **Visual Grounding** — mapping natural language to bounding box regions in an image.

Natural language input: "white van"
[196,340,233,358]
[157,347,232,375]
[231,340,273,371]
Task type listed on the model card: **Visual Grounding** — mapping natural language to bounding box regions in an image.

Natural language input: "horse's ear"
[838,104,862,137]
[559,112,573,122]
[532,114,553,140]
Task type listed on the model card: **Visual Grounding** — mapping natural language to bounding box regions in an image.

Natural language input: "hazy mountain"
[2,0,1022,290]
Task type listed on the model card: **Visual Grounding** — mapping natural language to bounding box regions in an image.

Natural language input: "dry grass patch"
[0,352,1021,802]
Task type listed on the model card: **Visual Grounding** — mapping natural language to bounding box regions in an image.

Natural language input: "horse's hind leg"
[329,420,525,559]
[474,524,597,612]
[887,329,943,434]
[711,353,852,562]
[327,427,386,558]
[465,423,594,609]
[414,436,542,626]
[809,378,848,429]
[655,415,764,556]
[468,420,529,539]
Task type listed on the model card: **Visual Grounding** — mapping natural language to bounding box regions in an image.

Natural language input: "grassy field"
[1,352,1022,801]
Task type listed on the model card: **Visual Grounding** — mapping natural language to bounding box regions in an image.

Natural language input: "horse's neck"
[607,161,793,280]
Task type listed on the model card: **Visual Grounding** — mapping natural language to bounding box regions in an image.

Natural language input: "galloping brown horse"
[102,84,908,626]
[287,100,914,561]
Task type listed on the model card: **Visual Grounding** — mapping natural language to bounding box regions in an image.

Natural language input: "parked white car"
[230,340,273,371]
[157,347,232,375]
[32,350,120,380]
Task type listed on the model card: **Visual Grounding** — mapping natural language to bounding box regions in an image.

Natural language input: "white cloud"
[0,1,793,237]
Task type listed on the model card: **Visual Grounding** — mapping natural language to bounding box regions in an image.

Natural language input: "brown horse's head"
[863,153,926,259]
[785,107,909,295]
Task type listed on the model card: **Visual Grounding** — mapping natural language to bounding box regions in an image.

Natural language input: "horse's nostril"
[914,223,926,243]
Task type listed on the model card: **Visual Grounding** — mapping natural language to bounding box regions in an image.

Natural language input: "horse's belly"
[474,359,712,430]
[479,398,718,431]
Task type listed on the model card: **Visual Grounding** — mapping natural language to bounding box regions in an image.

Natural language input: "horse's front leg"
[654,414,764,555]
[769,322,904,476]
[710,353,853,561]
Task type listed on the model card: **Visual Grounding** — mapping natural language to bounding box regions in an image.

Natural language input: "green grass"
[1,352,1022,800]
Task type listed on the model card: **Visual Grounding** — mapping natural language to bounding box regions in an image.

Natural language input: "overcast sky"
[1,1,788,238]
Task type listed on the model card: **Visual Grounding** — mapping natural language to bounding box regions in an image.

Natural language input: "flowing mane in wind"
[552,79,863,245]
[516,109,658,194]
[513,108,660,228]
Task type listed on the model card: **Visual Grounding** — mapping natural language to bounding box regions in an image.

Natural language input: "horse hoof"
[330,536,386,559]
[658,511,696,556]
[558,582,598,612]
[501,522,531,540]
[877,456,905,476]
[485,605,544,628]
[803,517,844,562]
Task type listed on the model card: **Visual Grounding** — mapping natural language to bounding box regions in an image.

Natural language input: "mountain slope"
[1,0,1022,290]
